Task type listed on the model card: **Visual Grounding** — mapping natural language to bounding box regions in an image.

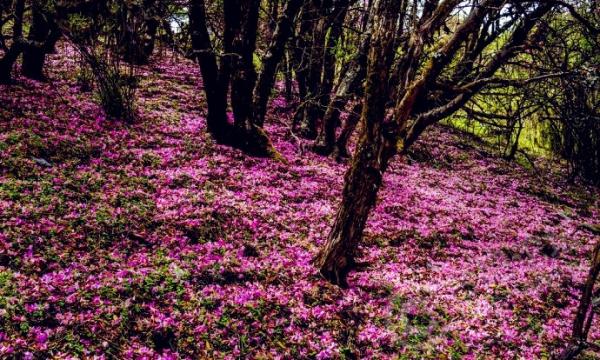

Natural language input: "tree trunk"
[572,241,600,341]
[252,0,304,127]
[314,0,400,287]
[140,16,160,64]
[0,0,25,84]
[45,21,62,54]
[558,240,600,360]
[284,49,293,101]
[333,101,362,159]
[117,1,159,65]
[505,118,523,161]
[315,0,555,288]
[315,0,351,121]
[0,44,22,84]
[297,10,328,139]
[292,2,318,132]
[22,6,51,81]
[314,134,395,287]
[224,0,277,157]
[226,0,259,131]
[189,0,230,141]
[313,94,346,155]
[314,33,370,155]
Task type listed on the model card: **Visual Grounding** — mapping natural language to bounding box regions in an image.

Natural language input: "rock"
[32,157,52,167]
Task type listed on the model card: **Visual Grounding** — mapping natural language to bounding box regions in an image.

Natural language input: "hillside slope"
[1,46,599,359]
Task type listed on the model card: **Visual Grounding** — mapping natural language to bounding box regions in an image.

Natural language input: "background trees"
[455,0,599,185]
[314,0,559,286]
[2,0,596,286]
[1,0,598,357]
[189,0,303,156]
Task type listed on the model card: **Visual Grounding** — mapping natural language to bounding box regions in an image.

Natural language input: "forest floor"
[1,46,599,359]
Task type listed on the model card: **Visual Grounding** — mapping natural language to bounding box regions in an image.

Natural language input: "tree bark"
[573,241,600,341]
[283,49,293,101]
[296,0,330,139]
[315,0,538,287]
[333,101,362,159]
[315,0,351,122]
[292,0,320,135]
[558,240,600,360]
[189,0,230,141]
[140,0,163,64]
[314,0,400,287]
[22,6,51,81]
[0,0,25,84]
[223,0,279,157]
[291,4,314,105]
[313,34,370,155]
[226,0,260,131]
[253,0,304,127]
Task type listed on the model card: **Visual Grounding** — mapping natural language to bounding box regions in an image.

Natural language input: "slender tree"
[314,0,403,286]
[559,238,600,359]
[253,0,305,126]
[315,0,557,287]
[312,18,371,156]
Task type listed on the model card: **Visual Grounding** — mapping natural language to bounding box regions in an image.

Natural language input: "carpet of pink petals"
[0,46,599,359]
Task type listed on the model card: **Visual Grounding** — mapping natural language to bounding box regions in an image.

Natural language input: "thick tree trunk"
[139,17,159,64]
[572,241,600,340]
[191,0,291,157]
[226,0,259,131]
[297,0,353,139]
[0,44,22,84]
[224,0,278,157]
[314,0,400,287]
[140,0,162,64]
[313,95,345,155]
[315,0,556,288]
[22,7,51,81]
[505,118,523,161]
[44,22,62,55]
[314,129,396,286]
[189,0,230,141]
[118,1,158,65]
